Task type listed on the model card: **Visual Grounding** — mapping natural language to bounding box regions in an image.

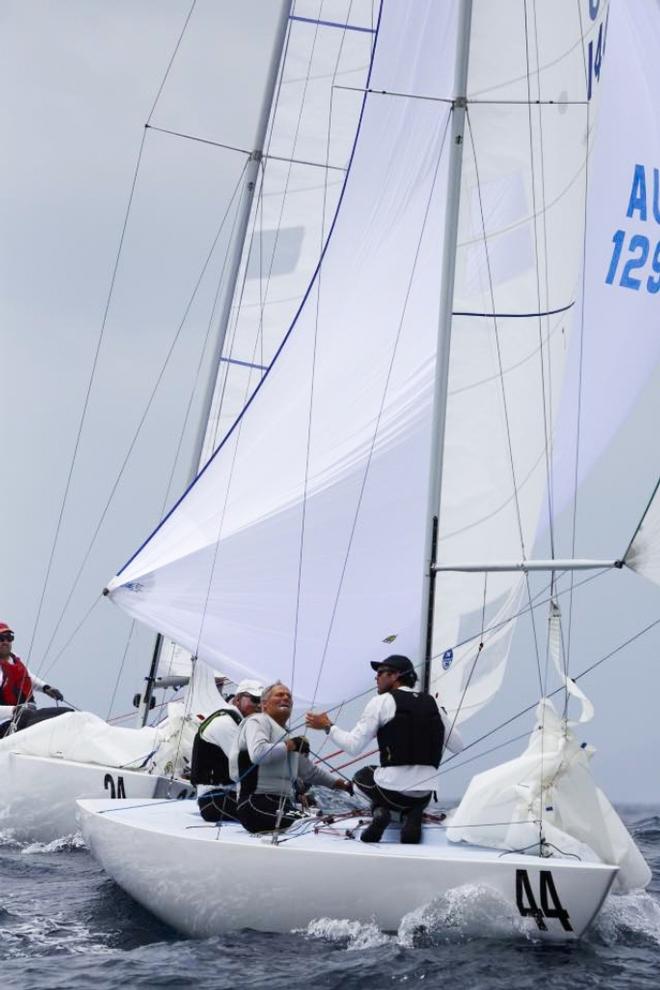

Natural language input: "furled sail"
[107,2,460,705]
[447,699,652,892]
[429,0,610,722]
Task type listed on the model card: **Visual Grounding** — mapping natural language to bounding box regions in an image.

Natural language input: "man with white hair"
[191,679,264,823]
[231,681,352,833]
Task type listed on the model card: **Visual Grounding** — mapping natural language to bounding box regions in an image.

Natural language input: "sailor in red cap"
[0,622,64,720]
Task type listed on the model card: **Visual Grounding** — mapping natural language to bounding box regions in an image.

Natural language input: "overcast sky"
[1,1,659,803]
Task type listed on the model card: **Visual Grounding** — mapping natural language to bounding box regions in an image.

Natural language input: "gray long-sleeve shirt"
[230,713,337,800]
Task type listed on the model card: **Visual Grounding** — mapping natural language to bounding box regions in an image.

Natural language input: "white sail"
[428,1,610,721]
[108,1,460,705]
[551,0,660,514]
[447,699,652,893]
[108,1,618,715]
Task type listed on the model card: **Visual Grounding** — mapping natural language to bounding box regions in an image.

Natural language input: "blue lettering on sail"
[606,165,660,292]
[442,649,454,671]
[125,581,144,593]
[627,165,648,221]
[586,2,609,101]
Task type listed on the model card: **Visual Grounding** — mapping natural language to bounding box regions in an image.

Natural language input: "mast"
[419,0,474,693]
[137,1,293,726]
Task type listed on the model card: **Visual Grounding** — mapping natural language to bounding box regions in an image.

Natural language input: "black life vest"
[190,708,242,788]
[377,689,444,769]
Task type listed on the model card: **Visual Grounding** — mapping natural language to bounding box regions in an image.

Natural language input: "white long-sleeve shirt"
[328,688,464,795]
[230,713,337,799]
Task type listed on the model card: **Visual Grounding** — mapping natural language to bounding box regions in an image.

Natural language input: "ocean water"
[1,807,659,990]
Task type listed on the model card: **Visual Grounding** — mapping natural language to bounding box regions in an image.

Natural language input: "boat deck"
[78,797,609,872]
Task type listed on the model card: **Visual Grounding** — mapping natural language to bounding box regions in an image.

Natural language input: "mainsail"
[418,0,609,721]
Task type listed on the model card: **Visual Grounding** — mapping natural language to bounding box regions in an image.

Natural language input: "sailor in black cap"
[305,655,463,844]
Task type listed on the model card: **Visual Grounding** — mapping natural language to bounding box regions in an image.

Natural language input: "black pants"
[237,793,304,834]
[0,706,72,738]
[197,789,239,823]
[353,765,431,815]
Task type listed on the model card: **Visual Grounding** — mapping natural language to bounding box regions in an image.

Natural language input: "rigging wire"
[185,4,380,686]
[25,4,199,670]
[26,0,199,672]
[39,595,102,680]
[330,609,660,798]
[157,163,248,514]
[309,106,453,706]
[441,573,489,745]
[529,0,559,570]
[290,0,359,697]
[523,0,550,850]
[182,14,308,668]
[25,128,149,671]
[36,162,250,677]
[205,16,294,445]
[465,109,544,696]
[145,0,198,126]
[105,620,137,721]
[566,0,594,672]
[441,613,660,773]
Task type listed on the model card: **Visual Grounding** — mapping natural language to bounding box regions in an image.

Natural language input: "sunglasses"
[0,632,15,642]
[246,695,261,704]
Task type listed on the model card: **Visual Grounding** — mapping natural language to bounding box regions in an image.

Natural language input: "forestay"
[108,1,460,705]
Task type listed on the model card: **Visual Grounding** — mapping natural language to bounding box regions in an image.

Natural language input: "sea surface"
[1,806,659,990]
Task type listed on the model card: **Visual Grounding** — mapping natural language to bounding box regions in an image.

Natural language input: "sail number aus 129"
[604,165,660,293]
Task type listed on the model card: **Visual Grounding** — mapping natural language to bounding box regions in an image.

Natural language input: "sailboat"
[76,0,660,940]
[1,0,373,844]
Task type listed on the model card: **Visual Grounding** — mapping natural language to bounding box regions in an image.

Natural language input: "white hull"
[0,753,191,844]
[77,799,617,941]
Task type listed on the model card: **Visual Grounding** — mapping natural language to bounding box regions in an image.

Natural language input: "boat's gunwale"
[76,797,620,876]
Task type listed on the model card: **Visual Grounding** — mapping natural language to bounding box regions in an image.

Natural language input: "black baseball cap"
[370,654,416,675]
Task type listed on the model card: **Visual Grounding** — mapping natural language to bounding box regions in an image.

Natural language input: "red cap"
[0,622,13,633]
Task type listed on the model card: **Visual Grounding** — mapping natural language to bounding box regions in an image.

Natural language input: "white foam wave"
[592,890,660,945]
[300,917,391,951]
[299,884,529,951]
[1,913,111,960]
[20,831,86,855]
[0,828,23,849]
[398,884,527,945]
